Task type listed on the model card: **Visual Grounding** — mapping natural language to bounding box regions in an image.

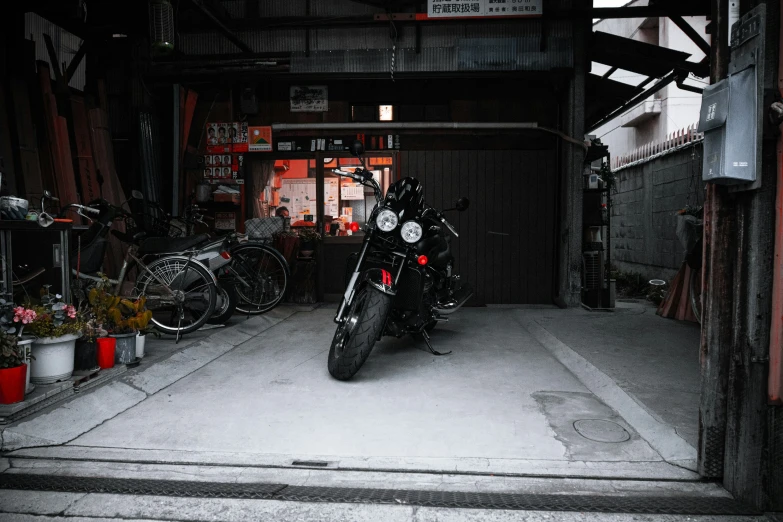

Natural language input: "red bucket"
[0,364,27,404]
[97,337,116,369]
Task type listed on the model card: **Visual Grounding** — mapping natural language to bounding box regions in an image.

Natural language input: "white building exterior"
[590,0,709,157]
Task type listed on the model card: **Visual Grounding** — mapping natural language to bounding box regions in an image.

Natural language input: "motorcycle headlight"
[400,221,423,243]
[375,209,399,232]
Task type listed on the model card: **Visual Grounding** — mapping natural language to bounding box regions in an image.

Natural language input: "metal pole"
[172,84,180,216]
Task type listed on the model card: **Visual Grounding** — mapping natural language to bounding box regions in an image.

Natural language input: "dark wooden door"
[399,150,558,305]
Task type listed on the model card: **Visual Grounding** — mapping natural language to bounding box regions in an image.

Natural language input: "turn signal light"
[220,251,231,260]
[417,255,428,266]
[349,222,360,232]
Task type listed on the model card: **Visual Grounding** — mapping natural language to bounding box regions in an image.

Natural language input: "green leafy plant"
[0,330,23,369]
[297,228,322,243]
[25,289,84,339]
[89,286,152,335]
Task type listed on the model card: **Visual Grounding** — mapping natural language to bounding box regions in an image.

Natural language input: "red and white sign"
[427,0,542,18]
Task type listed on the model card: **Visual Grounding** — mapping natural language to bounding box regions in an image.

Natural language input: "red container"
[97,337,116,369]
[0,364,27,404]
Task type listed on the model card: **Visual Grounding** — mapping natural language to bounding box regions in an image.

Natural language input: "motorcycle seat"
[138,234,210,255]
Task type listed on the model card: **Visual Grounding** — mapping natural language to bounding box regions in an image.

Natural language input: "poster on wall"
[231,122,249,152]
[248,126,273,152]
[427,0,542,18]
[206,122,230,153]
[290,86,329,112]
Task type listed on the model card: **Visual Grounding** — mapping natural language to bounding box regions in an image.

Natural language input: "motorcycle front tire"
[328,285,392,381]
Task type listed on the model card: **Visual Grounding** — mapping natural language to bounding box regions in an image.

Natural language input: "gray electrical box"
[698,5,765,189]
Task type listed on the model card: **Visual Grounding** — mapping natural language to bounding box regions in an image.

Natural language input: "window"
[379,105,394,121]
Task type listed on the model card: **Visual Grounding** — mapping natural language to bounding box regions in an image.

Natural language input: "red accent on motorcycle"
[417,255,428,266]
[220,251,231,260]
[349,222,360,233]
[381,269,392,286]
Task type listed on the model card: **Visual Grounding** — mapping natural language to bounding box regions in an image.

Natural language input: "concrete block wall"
[610,144,704,281]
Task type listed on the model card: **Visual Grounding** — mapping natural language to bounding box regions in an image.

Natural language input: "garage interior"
[1,0,782,518]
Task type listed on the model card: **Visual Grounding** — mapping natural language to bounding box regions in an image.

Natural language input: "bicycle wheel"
[134,255,217,335]
[230,243,290,314]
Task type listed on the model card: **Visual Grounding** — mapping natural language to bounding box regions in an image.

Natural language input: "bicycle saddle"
[137,234,211,255]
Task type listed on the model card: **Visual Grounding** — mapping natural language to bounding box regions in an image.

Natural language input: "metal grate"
[0,475,286,499]
[291,461,329,467]
[0,474,760,515]
[701,426,725,478]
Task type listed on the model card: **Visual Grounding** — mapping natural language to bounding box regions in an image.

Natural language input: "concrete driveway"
[2,303,699,480]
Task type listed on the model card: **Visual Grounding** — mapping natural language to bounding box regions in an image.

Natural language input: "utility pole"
[698,0,733,481]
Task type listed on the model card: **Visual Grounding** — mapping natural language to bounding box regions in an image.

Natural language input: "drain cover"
[573,419,631,443]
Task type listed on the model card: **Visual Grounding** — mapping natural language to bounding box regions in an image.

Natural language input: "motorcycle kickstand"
[420,330,451,356]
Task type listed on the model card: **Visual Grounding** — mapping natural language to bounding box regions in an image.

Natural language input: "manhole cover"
[573,419,631,443]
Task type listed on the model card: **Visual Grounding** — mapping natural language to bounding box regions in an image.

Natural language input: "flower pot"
[96,337,116,369]
[0,364,27,404]
[110,332,137,364]
[30,333,80,385]
[74,339,98,371]
[17,337,34,394]
[136,333,146,359]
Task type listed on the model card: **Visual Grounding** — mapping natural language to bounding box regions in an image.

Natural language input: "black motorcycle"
[328,141,473,380]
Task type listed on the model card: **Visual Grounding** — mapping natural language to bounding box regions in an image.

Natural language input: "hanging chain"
[389,15,398,82]
[390,42,396,82]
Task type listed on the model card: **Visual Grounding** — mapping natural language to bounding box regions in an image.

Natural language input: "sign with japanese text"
[427,0,542,18]
[290,85,329,112]
[248,126,273,152]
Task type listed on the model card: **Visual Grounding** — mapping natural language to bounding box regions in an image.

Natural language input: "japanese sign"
[427,0,542,18]
[290,85,329,112]
[248,126,273,152]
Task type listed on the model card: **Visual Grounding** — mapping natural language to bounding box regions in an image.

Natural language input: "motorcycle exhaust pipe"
[434,285,473,315]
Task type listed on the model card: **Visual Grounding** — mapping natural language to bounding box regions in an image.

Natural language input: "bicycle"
[127,193,290,317]
[63,198,217,340]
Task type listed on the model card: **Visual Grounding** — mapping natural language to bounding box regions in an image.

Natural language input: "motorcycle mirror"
[131,190,144,200]
[456,197,470,212]
[350,139,365,157]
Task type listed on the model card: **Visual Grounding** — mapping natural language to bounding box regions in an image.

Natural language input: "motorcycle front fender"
[360,267,397,296]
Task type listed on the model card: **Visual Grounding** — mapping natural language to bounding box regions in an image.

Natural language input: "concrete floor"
[0,303,710,520]
[14,305,697,472]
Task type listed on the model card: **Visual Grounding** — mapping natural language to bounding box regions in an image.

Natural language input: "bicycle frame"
[73,244,213,301]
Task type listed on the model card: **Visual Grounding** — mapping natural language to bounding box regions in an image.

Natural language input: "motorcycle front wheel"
[328,285,392,381]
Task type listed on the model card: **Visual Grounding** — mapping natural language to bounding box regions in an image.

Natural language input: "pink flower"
[65,305,77,319]
[13,307,37,325]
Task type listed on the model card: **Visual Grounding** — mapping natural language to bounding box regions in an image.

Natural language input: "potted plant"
[0,297,36,394]
[134,310,156,359]
[297,228,321,258]
[88,286,147,364]
[0,330,26,404]
[25,290,83,385]
[75,317,108,372]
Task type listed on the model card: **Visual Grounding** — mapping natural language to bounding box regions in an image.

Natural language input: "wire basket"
[124,212,184,238]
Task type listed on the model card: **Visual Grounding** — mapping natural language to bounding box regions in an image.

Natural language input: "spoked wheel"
[231,244,290,315]
[690,267,702,324]
[135,256,217,336]
[328,285,392,381]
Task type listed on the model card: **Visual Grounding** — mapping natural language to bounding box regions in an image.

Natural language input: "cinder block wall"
[610,144,704,282]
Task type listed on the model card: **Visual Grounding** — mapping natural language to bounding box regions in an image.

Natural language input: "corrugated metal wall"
[24,12,86,91]
[178,0,574,73]
[400,149,558,305]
